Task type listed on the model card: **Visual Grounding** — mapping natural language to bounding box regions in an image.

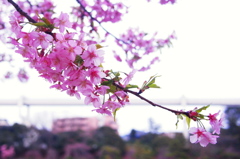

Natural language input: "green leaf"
[111,70,120,77]
[195,105,210,113]
[113,108,120,121]
[148,83,160,88]
[185,116,191,129]
[140,75,161,93]
[125,84,139,89]
[101,80,113,86]
[176,114,183,129]
[29,22,48,27]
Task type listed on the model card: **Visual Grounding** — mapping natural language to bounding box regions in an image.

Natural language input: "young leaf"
[113,108,120,121]
[176,114,183,129]
[29,22,48,27]
[148,83,160,88]
[184,115,191,129]
[196,105,210,113]
[125,84,139,89]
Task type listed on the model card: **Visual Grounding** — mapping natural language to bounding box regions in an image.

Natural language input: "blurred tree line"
[0,106,239,159]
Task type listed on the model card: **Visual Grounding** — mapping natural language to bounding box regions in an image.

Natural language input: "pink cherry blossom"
[84,91,101,108]
[87,67,106,85]
[96,85,110,95]
[63,40,82,61]
[103,100,122,111]
[54,12,72,33]
[17,69,29,82]
[189,127,219,147]
[31,31,53,49]
[82,44,104,67]
[208,111,224,134]
[93,106,112,116]
[66,87,81,99]
[122,69,137,87]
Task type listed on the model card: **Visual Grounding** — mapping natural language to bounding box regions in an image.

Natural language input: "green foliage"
[99,145,121,159]
[0,123,28,156]
[93,126,126,156]
[131,141,154,159]
[139,75,160,94]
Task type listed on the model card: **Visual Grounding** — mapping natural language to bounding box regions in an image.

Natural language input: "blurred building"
[52,116,118,134]
[0,119,9,126]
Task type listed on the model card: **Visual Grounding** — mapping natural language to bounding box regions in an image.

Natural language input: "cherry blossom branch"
[7,0,36,23]
[112,81,190,117]
[75,0,129,44]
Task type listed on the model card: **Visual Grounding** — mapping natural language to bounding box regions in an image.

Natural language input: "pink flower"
[82,44,104,67]
[17,69,29,82]
[96,85,110,95]
[63,40,82,61]
[110,91,129,104]
[19,32,33,45]
[31,32,53,49]
[160,0,176,5]
[122,69,137,87]
[77,79,93,92]
[54,12,72,32]
[208,111,224,134]
[66,87,81,99]
[189,127,219,147]
[103,100,122,111]
[93,107,112,116]
[87,67,106,85]
[84,91,101,107]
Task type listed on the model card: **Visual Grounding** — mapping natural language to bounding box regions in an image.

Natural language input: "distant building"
[52,116,118,134]
[0,119,9,126]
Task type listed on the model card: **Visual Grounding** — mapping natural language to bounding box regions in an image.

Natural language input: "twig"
[112,81,190,117]
[7,0,36,23]
[75,0,129,45]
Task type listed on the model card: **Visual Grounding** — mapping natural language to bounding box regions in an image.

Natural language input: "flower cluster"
[9,9,136,116]
[186,107,224,147]
[115,28,176,71]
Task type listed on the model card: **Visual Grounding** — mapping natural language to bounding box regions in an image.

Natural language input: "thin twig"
[75,0,129,45]
[112,81,190,117]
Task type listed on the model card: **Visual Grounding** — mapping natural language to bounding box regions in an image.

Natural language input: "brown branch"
[7,0,37,23]
[112,81,190,117]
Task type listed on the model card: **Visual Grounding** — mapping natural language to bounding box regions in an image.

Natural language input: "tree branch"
[112,81,190,117]
[7,0,36,23]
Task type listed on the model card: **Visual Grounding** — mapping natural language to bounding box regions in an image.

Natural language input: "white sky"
[0,0,239,135]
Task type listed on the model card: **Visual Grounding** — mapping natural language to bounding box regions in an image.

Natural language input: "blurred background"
[0,0,240,158]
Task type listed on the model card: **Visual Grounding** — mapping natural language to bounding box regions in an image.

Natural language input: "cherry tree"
[0,0,224,147]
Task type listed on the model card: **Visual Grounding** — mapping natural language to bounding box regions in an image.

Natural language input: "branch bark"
[7,0,37,23]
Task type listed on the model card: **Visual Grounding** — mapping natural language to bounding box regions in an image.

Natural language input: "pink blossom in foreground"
[93,106,112,116]
[87,67,106,85]
[103,100,122,111]
[208,111,224,134]
[189,127,219,147]
[82,44,104,67]
[54,12,72,32]
[31,32,53,49]
[83,90,101,108]
[122,69,137,87]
